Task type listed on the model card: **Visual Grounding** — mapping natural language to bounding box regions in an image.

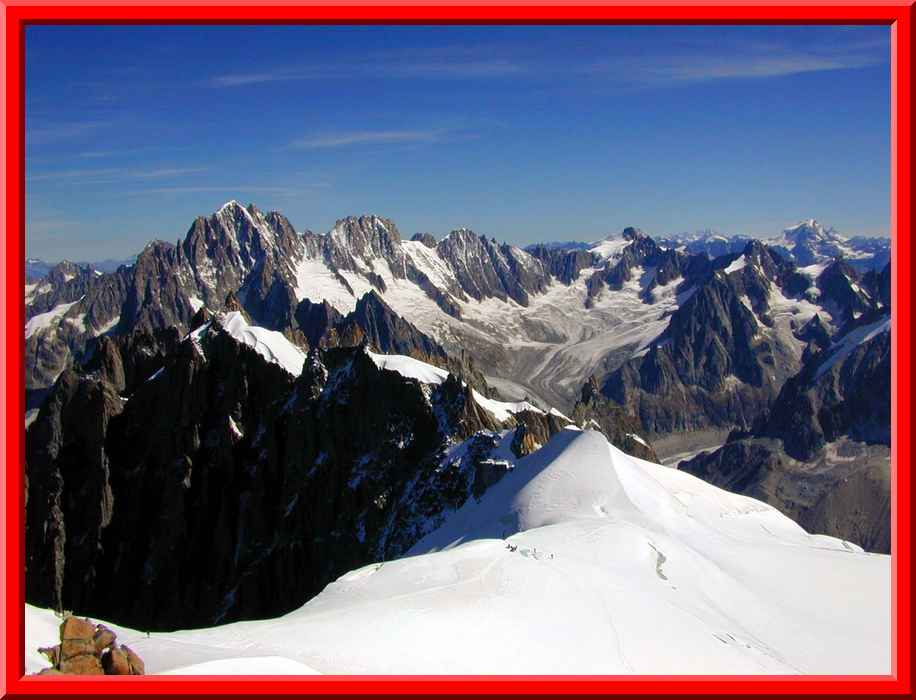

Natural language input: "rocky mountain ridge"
[25,203,885,437]
[602,239,887,435]
[25,303,656,629]
[679,301,891,552]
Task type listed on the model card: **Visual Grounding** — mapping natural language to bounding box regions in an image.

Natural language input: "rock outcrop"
[35,615,144,676]
[571,377,658,462]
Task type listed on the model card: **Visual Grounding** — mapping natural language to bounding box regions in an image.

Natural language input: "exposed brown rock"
[34,613,146,676]
[93,625,116,653]
[59,653,104,675]
[123,645,145,675]
[101,646,131,675]
[224,291,243,313]
[60,638,95,659]
[511,424,542,458]
[60,616,95,642]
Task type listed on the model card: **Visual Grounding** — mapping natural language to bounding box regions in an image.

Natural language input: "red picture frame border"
[1,2,911,696]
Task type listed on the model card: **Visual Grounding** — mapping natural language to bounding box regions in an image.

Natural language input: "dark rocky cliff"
[680,307,891,553]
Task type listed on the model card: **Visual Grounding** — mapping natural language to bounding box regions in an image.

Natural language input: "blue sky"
[26,25,889,261]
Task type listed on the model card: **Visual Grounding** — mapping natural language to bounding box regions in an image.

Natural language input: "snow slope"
[219,311,306,377]
[25,428,889,675]
[367,350,545,422]
[24,299,83,339]
[367,350,450,385]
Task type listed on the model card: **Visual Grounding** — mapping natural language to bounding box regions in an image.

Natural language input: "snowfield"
[219,311,306,377]
[25,428,890,676]
[24,299,83,339]
[367,350,450,385]
[368,350,545,421]
[291,234,692,409]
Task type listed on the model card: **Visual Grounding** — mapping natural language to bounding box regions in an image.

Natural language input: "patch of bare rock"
[34,615,145,676]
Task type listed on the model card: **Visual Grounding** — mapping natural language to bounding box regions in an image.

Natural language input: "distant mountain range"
[660,220,890,273]
[22,202,891,640]
[26,257,135,281]
[525,222,890,274]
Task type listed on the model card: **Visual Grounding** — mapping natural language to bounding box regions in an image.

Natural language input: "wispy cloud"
[28,166,208,183]
[379,59,525,79]
[27,121,109,146]
[210,71,321,87]
[131,167,209,179]
[658,55,878,83]
[25,217,83,239]
[125,184,327,196]
[77,148,148,159]
[209,40,881,92]
[290,130,446,149]
[588,46,884,85]
[27,167,122,182]
[209,56,526,88]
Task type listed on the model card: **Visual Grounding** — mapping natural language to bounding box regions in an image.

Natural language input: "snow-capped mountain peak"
[588,229,632,259]
[770,218,889,271]
[782,218,835,244]
[218,199,246,213]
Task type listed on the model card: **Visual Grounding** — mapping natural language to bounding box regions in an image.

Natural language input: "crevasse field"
[26,425,890,675]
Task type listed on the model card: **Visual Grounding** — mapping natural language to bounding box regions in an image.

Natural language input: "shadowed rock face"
[814,260,876,327]
[26,327,460,629]
[603,272,774,434]
[680,309,891,553]
[294,299,344,348]
[761,317,890,460]
[526,245,600,285]
[570,377,658,463]
[600,247,885,436]
[30,310,636,630]
[859,263,891,311]
[25,370,120,614]
[338,291,447,363]
[410,232,438,249]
